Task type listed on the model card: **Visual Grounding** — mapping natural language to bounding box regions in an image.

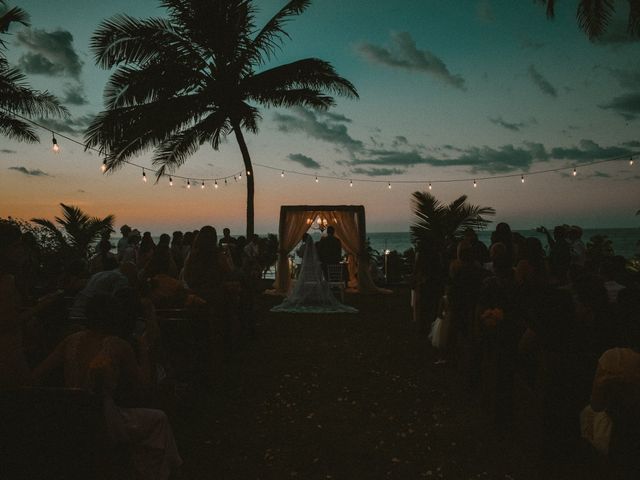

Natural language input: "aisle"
[172,288,606,480]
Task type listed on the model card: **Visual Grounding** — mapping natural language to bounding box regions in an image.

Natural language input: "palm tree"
[85,0,358,236]
[31,203,114,259]
[410,191,495,254]
[0,1,68,142]
[537,0,640,39]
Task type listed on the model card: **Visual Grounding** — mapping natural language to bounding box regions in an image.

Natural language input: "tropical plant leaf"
[577,0,615,39]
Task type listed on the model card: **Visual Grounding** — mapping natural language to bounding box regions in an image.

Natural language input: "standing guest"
[89,239,117,274]
[157,233,171,248]
[463,228,489,265]
[183,226,231,303]
[219,228,239,267]
[121,229,141,265]
[218,228,237,248]
[541,225,571,284]
[170,231,184,270]
[137,232,156,270]
[117,225,132,260]
[569,225,586,267]
[181,231,195,265]
[491,222,514,265]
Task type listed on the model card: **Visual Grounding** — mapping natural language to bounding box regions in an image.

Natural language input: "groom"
[317,226,342,279]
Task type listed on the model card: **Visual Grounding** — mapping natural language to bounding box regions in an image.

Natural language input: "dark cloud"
[38,114,95,134]
[319,111,352,123]
[16,28,83,78]
[1,149,17,154]
[528,65,557,97]
[77,189,86,193]
[351,167,406,177]
[62,84,89,105]
[273,107,363,153]
[602,67,640,90]
[550,139,635,161]
[488,116,537,132]
[600,92,640,120]
[623,140,640,147]
[356,32,466,90]
[9,166,50,177]
[287,153,321,169]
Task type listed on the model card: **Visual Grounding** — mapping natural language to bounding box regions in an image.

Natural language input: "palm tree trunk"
[232,122,255,237]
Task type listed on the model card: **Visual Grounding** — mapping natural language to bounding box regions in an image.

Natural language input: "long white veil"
[271,235,357,313]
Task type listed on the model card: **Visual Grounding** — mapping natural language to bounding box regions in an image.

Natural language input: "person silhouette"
[317,226,342,280]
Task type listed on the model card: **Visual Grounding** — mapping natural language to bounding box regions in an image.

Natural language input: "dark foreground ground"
[170,286,610,480]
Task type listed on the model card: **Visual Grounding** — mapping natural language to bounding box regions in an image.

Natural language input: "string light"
[246,170,251,176]
[142,169,147,183]
[51,132,59,153]
[521,175,525,183]
[473,179,477,188]
[573,167,577,176]
[388,182,392,189]
[238,172,242,180]
[169,177,173,186]
[187,179,191,189]
[201,181,205,189]
[428,182,432,190]
[281,170,285,177]
[101,159,107,173]
[349,179,353,187]
[630,157,634,166]
[214,180,218,189]
[315,176,319,183]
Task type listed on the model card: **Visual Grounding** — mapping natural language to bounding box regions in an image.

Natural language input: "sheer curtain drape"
[275,210,319,292]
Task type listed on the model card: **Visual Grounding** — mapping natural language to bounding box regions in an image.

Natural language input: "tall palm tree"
[538,0,640,39]
[410,191,495,254]
[85,0,358,236]
[31,203,114,259]
[0,1,68,142]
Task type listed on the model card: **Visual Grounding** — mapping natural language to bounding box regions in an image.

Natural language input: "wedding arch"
[274,205,386,294]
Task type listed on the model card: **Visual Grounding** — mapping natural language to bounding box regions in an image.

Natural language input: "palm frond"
[629,0,640,35]
[0,64,69,118]
[249,0,311,62]
[0,4,30,40]
[29,217,67,249]
[0,111,38,142]
[577,0,615,39]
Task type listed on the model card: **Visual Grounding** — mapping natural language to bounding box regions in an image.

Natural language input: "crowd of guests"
[0,220,267,479]
[413,222,640,475]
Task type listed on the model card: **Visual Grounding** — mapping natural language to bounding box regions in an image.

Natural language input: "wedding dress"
[271,236,357,313]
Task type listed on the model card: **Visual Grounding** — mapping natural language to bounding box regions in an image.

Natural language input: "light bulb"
[349,180,353,187]
[142,170,147,182]
[187,180,191,189]
[521,175,525,183]
[573,168,577,176]
[214,180,218,189]
[201,181,205,189]
[473,179,477,188]
[246,170,251,176]
[169,177,173,186]
[315,176,318,183]
[100,159,107,173]
[238,172,242,180]
[281,171,285,178]
[52,134,59,153]
[428,183,432,190]
[388,182,392,189]
[630,158,634,166]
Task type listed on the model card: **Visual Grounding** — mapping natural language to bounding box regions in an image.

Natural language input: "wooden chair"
[326,263,345,302]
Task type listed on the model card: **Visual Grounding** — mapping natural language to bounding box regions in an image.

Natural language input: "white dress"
[271,237,357,314]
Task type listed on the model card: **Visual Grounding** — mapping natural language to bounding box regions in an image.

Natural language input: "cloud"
[528,65,557,97]
[77,189,86,193]
[550,139,635,161]
[273,107,363,153]
[287,153,321,169]
[38,114,95,134]
[1,149,17,154]
[599,92,640,121]
[521,38,546,50]
[356,32,466,90]
[593,18,640,46]
[488,116,537,132]
[8,166,51,177]
[602,67,640,90]
[16,28,83,78]
[351,167,406,177]
[623,140,640,148]
[62,83,89,105]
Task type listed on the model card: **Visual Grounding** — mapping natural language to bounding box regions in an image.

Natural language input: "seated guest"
[183,226,231,304]
[34,293,181,480]
[89,239,117,275]
[140,245,179,280]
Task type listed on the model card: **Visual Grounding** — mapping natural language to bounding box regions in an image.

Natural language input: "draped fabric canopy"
[275,205,385,294]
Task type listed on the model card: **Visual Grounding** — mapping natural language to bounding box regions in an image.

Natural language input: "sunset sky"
[1,0,639,235]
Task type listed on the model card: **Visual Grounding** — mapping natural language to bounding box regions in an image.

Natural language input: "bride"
[271,234,357,313]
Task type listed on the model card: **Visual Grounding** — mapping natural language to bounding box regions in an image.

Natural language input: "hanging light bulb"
[573,167,577,176]
[51,133,60,153]
[630,157,634,166]
[349,179,353,187]
[388,182,392,189]
[225,178,228,185]
[315,176,319,183]
[238,172,242,180]
[142,169,147,182]
[201,181,205,189]
[246,170,251,176]
[428,182,432,190]
[187,179,191,189]
[521,175,525,183]
[100,159,107,173]
[473,179,477,188]
[169,177,173,186]
[214,180,218,189]
[281,170,285,178]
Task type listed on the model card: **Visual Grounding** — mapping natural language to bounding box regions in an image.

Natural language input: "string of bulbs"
[2,106,637,189]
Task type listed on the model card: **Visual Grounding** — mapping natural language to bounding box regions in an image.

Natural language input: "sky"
[1,0,639,235]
